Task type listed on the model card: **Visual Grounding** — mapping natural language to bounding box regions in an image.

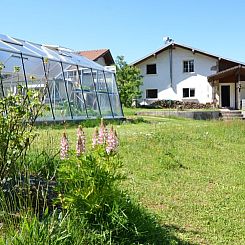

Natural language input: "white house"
[131,42,245,109]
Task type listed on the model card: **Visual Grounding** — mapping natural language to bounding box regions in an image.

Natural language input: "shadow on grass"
[0,182,196,244]
[101,192,195,245]
[35,118,124,129]
[35,117,150,131]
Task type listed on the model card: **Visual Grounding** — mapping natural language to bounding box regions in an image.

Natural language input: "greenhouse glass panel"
[94,70,107,92]
[82,91,100,117]
[63,65,87,119]
[0,34,22,46]
[70,51,105,71]
[81,68,95,91]
[104,71,117,93]
[93,70,113,117]
[110,94,123,117]
[80,68,100,117]
[44,60,71,120]
[0,51,26,96]
[105,73,123,117]
[24,42,60,62]
[21,55,53,120]
[0,40,20,53]
[0,34,124,121]
[0,38,42,58]
[97,93,113,117]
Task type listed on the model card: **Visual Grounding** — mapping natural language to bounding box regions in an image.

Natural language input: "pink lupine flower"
[60,132,69,159]
[77,125,82,137]
[106,126,119,154]
[76,126,85,156]
[114,129,119,149]
[106,127,114,154]
[98,118,107,145]
[76,136,84,156]
[92,128,99,148]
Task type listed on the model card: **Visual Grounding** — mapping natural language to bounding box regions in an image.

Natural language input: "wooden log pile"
[144,100,214,110]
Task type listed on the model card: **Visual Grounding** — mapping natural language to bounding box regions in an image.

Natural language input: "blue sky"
[1,0,245,63]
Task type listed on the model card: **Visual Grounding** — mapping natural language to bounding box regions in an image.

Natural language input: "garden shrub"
[0,82,178,245]
[0,87,43,180]
[57,121,123,221]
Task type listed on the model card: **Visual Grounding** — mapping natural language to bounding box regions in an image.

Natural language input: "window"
[146,89,158,98]
[146,64,157,74]
[183,60,194,73]
[183,88,195,98]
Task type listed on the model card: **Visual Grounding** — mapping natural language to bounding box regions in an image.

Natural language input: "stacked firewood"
[145,100,214,109]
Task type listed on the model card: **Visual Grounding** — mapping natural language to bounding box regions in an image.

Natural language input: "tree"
[115,56,142,107]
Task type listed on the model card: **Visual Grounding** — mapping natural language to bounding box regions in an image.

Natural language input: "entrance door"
[221,85,230,107]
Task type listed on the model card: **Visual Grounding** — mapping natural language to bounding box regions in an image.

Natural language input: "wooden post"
[237,66,241,109]
[212,81,215,106]
[212,80,218,108]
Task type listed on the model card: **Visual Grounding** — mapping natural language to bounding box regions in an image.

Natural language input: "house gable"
[134,43,224,104]
[131,42,244,68]
[133,41,245,108]
[77,49,114,66]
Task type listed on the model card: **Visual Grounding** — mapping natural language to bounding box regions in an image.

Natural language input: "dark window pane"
[146,89,158,98]
[183,61,188,72]
[190,88,195,97]
[183,88,189,97]
[183,60,194,72]
[146,64,157,74]
[189,60,194,72]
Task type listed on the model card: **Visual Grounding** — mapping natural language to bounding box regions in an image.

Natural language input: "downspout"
[235,76,237,109]
[169,44,173,88]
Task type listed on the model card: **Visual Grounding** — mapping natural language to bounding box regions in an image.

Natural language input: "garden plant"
[0,88,174,245]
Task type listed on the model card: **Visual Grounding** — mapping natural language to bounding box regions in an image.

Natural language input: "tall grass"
[0,121,190,244]
[3,117,244,244]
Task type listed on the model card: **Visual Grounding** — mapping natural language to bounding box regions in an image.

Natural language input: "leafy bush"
[57,148,123,215]
[116,56,142,107]
[57,122,122,220]
[0,119,183,244]
[0,88,43,180]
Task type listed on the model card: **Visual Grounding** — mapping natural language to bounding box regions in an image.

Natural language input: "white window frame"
[183,60,194,73]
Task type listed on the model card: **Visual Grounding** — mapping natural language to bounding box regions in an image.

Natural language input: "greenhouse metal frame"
[0,34,124,121]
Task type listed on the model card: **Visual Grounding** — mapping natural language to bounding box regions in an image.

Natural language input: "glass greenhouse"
[0,34,124,121]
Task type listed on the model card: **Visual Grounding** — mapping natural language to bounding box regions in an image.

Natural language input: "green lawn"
[36,117,245,244]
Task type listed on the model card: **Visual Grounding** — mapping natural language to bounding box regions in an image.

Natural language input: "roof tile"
[77,49,108,61]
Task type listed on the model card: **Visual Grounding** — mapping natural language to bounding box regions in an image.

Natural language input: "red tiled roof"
[77,49,109,61]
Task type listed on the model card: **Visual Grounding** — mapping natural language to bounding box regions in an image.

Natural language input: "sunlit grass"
[32,117,245,244]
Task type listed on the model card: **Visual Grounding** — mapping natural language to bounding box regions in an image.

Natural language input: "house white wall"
[240,82,245,102]
[137,51,176,101]
[136,46,218,104]
[95,57,106,66]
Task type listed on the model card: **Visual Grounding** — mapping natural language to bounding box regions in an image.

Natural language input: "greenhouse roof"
[0,34,110,72]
